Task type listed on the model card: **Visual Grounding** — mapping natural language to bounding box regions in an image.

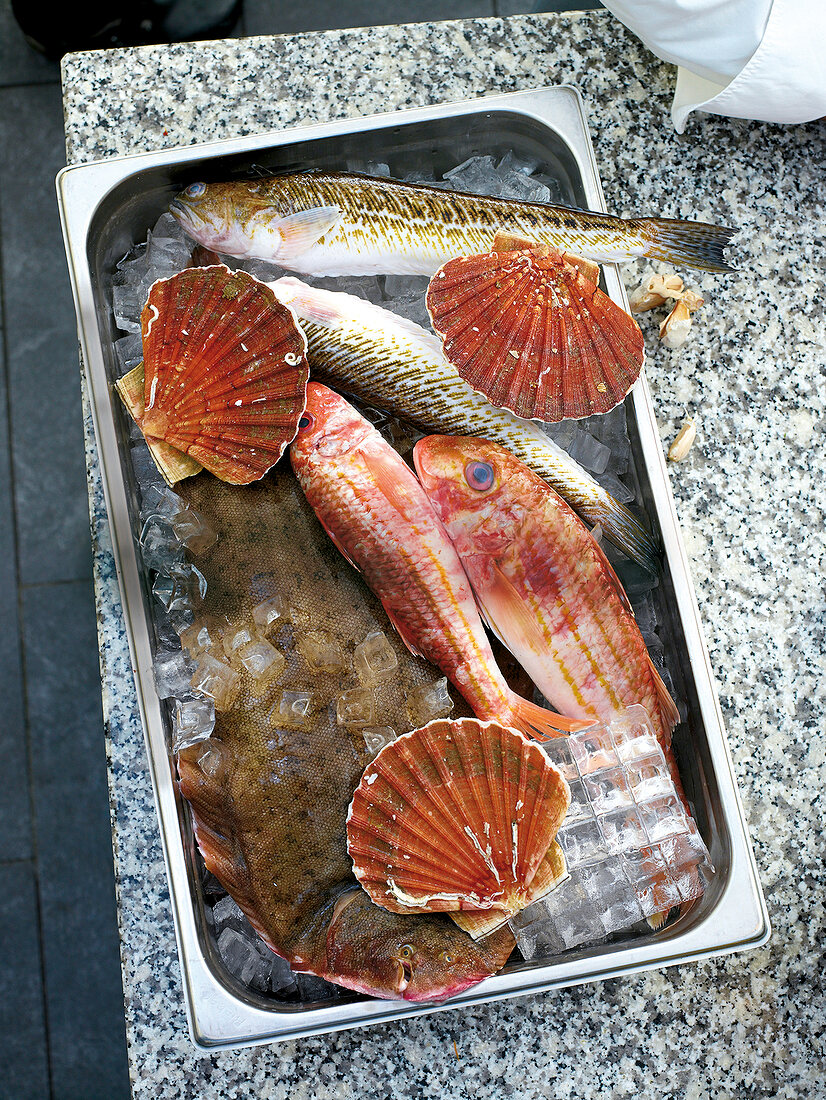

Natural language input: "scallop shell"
[134,266,309,484]
[449,841,568,939]
[347,717,570,916]
[426,240,644,422]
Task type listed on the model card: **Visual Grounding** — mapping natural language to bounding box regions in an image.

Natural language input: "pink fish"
[290,384,586,740]
[413,435,682,789]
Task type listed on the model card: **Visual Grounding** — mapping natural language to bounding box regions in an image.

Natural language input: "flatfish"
[175,465,515,1002]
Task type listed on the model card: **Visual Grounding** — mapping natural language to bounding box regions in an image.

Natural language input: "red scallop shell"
[138,266,309,484]
[347,717,570,916]
[426,242,644,422]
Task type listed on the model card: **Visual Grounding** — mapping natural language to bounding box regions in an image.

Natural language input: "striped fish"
[170,171,735,276]
[269,276,659,571]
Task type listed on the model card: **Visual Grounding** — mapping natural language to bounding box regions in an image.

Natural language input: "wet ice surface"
[509,706,714,960]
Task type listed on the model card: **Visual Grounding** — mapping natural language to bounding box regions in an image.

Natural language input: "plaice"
[174,465,515,1003]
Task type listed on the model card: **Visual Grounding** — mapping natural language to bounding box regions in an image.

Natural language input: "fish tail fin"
[639,218,736,273]
[505,691,593,741]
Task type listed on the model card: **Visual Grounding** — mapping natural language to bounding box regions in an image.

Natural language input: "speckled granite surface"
[62,11,825,1098]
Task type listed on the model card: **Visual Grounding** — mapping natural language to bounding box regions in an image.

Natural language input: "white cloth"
[601,0,826,131]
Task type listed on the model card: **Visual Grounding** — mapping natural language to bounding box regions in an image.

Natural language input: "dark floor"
[0,1,599,1096]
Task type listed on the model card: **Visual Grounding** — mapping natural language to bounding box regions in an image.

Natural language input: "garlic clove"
[659,298,692,349]
[668,417,698,461]
[629,271,685,313]
[681,289,705,313]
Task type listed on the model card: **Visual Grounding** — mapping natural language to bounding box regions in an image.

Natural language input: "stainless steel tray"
[57,86,769,1050]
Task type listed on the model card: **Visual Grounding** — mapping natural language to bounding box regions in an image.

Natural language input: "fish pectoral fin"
[275,206,342,260]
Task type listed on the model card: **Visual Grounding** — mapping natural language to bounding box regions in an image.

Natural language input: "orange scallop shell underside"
[134,266,309,484]
[347,717,570,917]
[426,239,645,422]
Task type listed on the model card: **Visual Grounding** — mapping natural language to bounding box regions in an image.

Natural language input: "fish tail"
[638,218,736,273]
[505,691,593,741]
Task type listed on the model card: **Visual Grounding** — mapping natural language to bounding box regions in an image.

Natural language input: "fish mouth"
[396,958,413,993]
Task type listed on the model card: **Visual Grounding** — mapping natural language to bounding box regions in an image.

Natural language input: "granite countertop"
[61,11,825,1098]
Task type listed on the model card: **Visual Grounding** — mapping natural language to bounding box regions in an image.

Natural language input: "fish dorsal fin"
[267,206,342,261]
[648,658,680,731]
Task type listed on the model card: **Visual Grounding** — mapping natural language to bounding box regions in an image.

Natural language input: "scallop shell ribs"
[347,717,570,916]
[134,266,309,484]
[426,238,644,422]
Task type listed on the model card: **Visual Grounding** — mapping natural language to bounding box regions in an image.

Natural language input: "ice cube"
[295,973,342,1002]
[115,331,144,373]
[169,505,217,555]
[130,443,166,498]
[387,295,432,330]
[336,686,376,729]
[223,623,257,661]
[384,274,430,300]
[141,484,185,521]
[596,472,636,504]
[497,150,543,177]
[405,677,454,727]
[145,229,192,273]
[564,777,594,822]
[509,904,567,960]
[153,648,196,699]
[529,173,565,205]
[443,155,501,195]
[261,949,298,996]
[251,593,288,635]
[212,894,246,932]
[498,170,551,204]
[638,794,690,843]
[621,847,681,918]
[556,817,608,868]
[353,630,398,682]
[272,690,313,728]
[579,861,644,934]
[365,161,391,177]
[112,279,143,333]
[582,766,635,814]
[568,726,618,774]
[238,639,286,685]
[201,869,225,898]
[537,736,578,781]
[190,653,240,711]
[298,631,347,672]
[626,759,672,801]
[310,274,385,304]
[178,618,221,658]
[152,562,207,612]
[139,515,183,573]
[597,807,648,855]
[195,739,225,778]
[172,696,216,751]
[541,870,604,949]
[361,727,396,756]
[217,927,263,986]
[565,428,611,475]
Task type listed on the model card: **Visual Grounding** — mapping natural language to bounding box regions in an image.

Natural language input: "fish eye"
[439,950,455,965]
[298,413,315,431]
[399,944,414,960]
[464,460,495,491]
[184,182,206,199]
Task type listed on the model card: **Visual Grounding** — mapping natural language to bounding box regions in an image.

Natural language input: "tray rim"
[57,83,770,1050]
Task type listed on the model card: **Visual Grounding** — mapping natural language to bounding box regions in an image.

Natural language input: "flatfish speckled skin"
[174,466,515,1002]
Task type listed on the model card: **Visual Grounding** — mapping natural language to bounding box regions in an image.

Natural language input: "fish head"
[414,435,527,552]
[325,890,514,1003]
[171,180,342,262]
[291,382,374,463]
